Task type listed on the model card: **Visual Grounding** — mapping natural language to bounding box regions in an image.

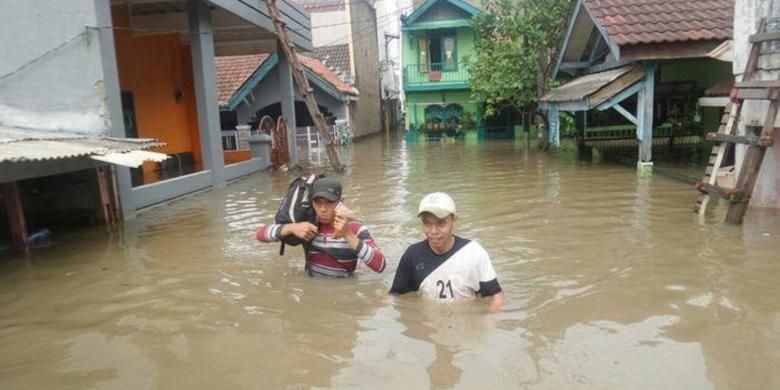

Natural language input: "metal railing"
[403,62,469,88]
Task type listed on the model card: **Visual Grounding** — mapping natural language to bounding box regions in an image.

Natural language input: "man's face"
[421,213,455,252]
[312,197,338,224]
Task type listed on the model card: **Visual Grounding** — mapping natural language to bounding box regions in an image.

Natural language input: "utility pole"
[382,32,400,135]
[266,0,344,171]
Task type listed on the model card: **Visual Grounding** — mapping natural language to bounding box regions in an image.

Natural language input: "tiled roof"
[215,54,270,105]
[298,54,357,96]
[312,44,352,83]
[216,53,356,105]
[586,0,734,46]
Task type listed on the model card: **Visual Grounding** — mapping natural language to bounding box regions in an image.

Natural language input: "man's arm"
[475,242,503,311]
[488,291,504,313]
[256,222,317,242]
[336,218,386,273]
[389,252,414,295]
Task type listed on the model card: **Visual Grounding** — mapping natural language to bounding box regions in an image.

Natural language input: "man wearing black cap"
[256,177,386,277]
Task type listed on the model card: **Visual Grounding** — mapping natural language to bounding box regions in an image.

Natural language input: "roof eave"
[405,0,479,26]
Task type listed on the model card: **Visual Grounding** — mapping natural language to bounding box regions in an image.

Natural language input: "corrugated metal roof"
[541,66,635,103]
[0,127,165,163]
[92,150,169,168]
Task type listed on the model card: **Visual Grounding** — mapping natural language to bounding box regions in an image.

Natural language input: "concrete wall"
[0,0,107,135]
[348,0,382,137]
[311,10,350,47]
[734,1,780,208]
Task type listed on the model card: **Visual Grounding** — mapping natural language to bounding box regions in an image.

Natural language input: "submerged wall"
[734,1,780,209]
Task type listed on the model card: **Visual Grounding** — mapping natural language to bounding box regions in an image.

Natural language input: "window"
[443,37,456,70]
[418,34,457,73]
[418,37,429,73]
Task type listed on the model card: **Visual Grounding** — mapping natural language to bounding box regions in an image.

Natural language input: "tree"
[467,0,571,119]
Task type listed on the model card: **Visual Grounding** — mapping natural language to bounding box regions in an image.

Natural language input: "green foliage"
[468,0,571,118]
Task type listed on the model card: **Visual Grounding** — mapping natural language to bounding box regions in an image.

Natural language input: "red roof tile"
[215,54,269,105]
[215,53,356,106]
[586,0,734,46]
[312,44,351,82]
[297,54,357,96]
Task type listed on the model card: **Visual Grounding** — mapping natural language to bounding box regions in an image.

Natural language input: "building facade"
[401,0,480,135]
[297,0,383,137]
[0,0,312,227]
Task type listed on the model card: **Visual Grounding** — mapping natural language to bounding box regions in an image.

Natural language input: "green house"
[402,0,481,135]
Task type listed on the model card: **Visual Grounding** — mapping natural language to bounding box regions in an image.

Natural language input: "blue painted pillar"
[548,104,560,147]
[94,0,135,218]
[188,0,225,187]
[637,62,656,169]
[277,47,298,166]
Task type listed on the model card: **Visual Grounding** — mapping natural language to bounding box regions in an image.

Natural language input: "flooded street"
[1,134,779,389]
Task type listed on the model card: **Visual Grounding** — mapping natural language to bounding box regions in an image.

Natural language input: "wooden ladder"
[694,19,779,224]
[265,0,344,171]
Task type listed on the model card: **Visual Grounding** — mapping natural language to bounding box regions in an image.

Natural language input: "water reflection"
[0,134,779,389]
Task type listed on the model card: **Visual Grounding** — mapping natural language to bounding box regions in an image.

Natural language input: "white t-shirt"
[389,236,501,300]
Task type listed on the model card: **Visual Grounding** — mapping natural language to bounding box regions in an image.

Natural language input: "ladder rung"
[736,80,780,89]
[696,182,748,202]
[706,132,774,146]
[737,88,778,100]
[749,31,780,43]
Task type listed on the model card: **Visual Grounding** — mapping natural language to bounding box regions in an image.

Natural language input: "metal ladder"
[694,19,780,224]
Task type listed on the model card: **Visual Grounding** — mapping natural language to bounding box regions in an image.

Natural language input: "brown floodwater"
[1,134,779,389]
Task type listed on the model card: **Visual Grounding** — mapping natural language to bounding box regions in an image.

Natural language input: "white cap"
[417,192,456,219]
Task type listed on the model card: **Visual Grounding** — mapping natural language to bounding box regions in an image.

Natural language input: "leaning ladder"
[694,19,780,224]
[265,0,344,171]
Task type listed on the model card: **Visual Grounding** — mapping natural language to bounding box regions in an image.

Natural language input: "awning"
[539,65,646,111]
[91,150,169,168]
[0,126,166,164]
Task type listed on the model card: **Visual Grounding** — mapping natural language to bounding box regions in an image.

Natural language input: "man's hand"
[282,222,318,241]
[333,214,351,239]
[333,214,360,250]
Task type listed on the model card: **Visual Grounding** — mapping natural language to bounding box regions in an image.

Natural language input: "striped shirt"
[256,220,386,277]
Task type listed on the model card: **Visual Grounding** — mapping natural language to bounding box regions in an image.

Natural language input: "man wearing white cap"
[389,192,504,310]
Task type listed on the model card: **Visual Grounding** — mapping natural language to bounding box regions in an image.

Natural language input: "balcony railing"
[403,62,469,89]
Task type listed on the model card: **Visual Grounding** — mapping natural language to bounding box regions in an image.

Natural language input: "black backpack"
[274,173,324,254]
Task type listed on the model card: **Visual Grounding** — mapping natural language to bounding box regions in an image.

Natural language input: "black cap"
[310,177,342,202]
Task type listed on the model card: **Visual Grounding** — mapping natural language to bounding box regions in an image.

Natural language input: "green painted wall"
[402,27,474,67]
[659,59,732,90]
[404,89,479,129]
[659,58,731,134]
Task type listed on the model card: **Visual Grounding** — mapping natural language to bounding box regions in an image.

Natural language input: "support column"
[95,166,118,227]
[277,47,299,166]
[188,0,225,187]
[548,104,560,147]
[1,182,28,253]
[94,0,134,219]
[637,62,656,174]
[575,111,592,160]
